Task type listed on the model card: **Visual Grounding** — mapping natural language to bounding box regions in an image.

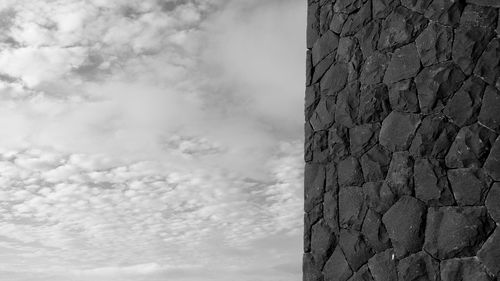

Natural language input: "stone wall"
[304,0,500,280]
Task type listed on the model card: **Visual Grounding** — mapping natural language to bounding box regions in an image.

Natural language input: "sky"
[0,0,306,280]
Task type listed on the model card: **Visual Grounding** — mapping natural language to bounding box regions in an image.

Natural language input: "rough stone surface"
[397,251,440,281]
[368,249,398,281]
[423,206,494,260]
[478,228,500,276]
[409,113,459,159]
[363,181,395,214]
[357,84,391,124]
[383,43,421,85]
[378,7,428,50]
[382,196,426,258]
[424,0,464,27]
[323,245,353,281]
[444,76,486,127]
[447,168,491,206]
[441,257,495,281]
[347,264,374,281]
[416,23,453,67]
[339,229,374,271]
[339,186,367,231]
[360,51,389,85]
[362,209,391,253]
[388,79,419,113]
[452,25,494,75]
[312,30,340,66]
[466,0,500,7]
[379,111,421,152]
[414,158,454,206]
[485,136,500,180]
[311,219,336,268]
[479,86,500,133]
[338,156,364,187]
[385,151,414,198]
[474,38,500,86]
[485,182,500,223]
[360,144,392,182]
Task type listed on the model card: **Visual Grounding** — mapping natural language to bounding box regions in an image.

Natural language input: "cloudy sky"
[0,0,305,280]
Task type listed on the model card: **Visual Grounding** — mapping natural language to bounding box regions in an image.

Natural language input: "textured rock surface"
[305,1,500,280]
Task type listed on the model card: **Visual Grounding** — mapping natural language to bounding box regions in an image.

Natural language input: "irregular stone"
[409,113,459,159]
[339,186,367,230]
[485,136,500,180]
[305,201,323,250]
[401,0,433,13]
[361,209,391,253]
[368,249,398,281]
[348,264,374,281]
[309,95,336,131]
[320,62,348,96]
[334,0,365,14]
[415,62,466,114]
[378,6,428,50]
[319,2,333,35]
[305,85,319,121]
[379,111,421,152]
[360,51,389,85]
[460,4,498,28]
[306,50,313,86]
[305,163,326,212]
[397,251,440,281]
[424,0,464,27]
[363,181,396,214]
[361,145,392,182]
[447,168,492,206]
[341,0,371,36]
[336,37,357,63]
[325,162,338,193]
[423,206,494,259]
[312,30,339,65]
[339,229,374,271]
[383,43,421,84]
[330,12,348,34]
[415,22,453,67]
[338,156,364,187]
[475,39,500,86]
[350,123,380,157]
[335,82,360,128]
[311,219,337,268]
[445,123,498,169]
[388,79,419,113]
[305,125,329,163]
[444,76,486,127]
[478,228,500,276]
[304,253,323,281]
[485,183,500,222]
[328,123,350,162]
[307,1,320,49]
[479,86,500,133]
[323,245,353,281]
[356,21,380,57]
[323,190,339,233]
[466,0,500,7]
[382,196,426,258]
[312,53,335,84]
[452,26,494,75]
[357,84,391,124]
[385,151,414,198]
[414,158,454,206]
[440,257,494,281]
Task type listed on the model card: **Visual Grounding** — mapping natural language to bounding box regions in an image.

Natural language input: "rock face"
[305,1,500,280]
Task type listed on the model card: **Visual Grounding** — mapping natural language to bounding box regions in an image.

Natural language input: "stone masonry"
[304,0,500,280]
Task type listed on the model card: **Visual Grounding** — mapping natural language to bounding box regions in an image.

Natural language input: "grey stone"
[379,111,421,152]
[415,62,466,114]
[378,6,428,50]
[414,158,454,206]
[305,202,323,252]
[338,156,364,187]
[323,245,353,281]
[388,79,419,113]
[305,85,319,121]
[307,2,320,49]
[311,219,337,268]
[328,124,350,162]
[485,183,500,223]
[357,84,391,124]
[385,151,414,198]
[360,145,392,182]
[305,163,326,212]
[409,113,459,159]
[460,4,498,28]
[341,0,371,36]
[320,62,348,96]
[383,43,421,84]
[444,76,486,127]
[423,206,494,260]
[312,31,339,66]
[309,95,336,131]
[452,26,494,75]
[334,0,365,14]
[397,251,440,281]
[330,12,348,34]
[335,82,360,128]
[415,22,453,67]
[350,123,380,157]
[360,51,389,85]
[324,190,339,233]
[424,0,464,27]
[356,21,380,57]
[363,181,396,214]
[347,264,374,281]
[304,253,323,281]
[445,123,498,169]
[361,209,391,253]
[382,196,426,258]
[466,0,500,7]
[478,228,500,276]
[474,39,500,86]
[368,249,398,281]
[447,168,491,206]
[339,186,367,230]
[441,257,494,281]
[312,53,335,84]
[485,136,500,181]
[401,0,433,13]
[372,0,399,19]
[479,86,500,133]
[339,229,374,271]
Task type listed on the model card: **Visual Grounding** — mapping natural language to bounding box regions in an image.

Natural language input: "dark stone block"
[323,190,339,233]
[323,245,353,281]
[479,86,500,133]
[401,0,433,13]
[306,85,320,121]
[368,249,398,281]
[372,0,399,19]
[423,206,494,260]
[339,186,367,230]
[382,196,426,258]
[304,253,324,281]
[485,136,500,180]
[440,257,494,281]
[339,229,374,271]
[409,113,459,159]
[305,204,324,252]
[357,84,391,124]
[341,0,371,36]
[415,22,453,67]
[444,76,486,127]
[328,124,350,162]
[360,51,389,85]
[310,95,336,131]
[334,0,365,14]
[460,4,498,28]
[305,128,330,163]
[452,26,494,75]
[356,21,380,57]
[379,111,421,152]
[485,182,500,223]
[383,43,421,84]
[385,151,414,198]
[362,209,391,253]
[378,6,428,50]
[361,144,392,182]
[447,168,492,206]
[338,157,364,187]
[363,181,396,214]
[330,12,348,34]
[415,62,466,114]
[445,123,498,169]
[350,123,380,157]
[312,31,339,66]
[478,228,500,276]
[397,251,440,281]
[305,163,326,212]
[312,53,335,84]
[320,62,348,96]
[347,264,374,281]
[414,158,454,206]
[336,37,357,63]
[466,0,500,7]
[319,2,333,35]
[335,82,360,128]
[424,0,464,27]
[325,162,338,193]
[311,219,337,268]
[307,2,320,49]
[307,50,313,86]
[388,79,419,113]
[474,39,500,86]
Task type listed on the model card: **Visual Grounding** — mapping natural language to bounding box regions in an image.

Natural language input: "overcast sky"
[0,0,305,280]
